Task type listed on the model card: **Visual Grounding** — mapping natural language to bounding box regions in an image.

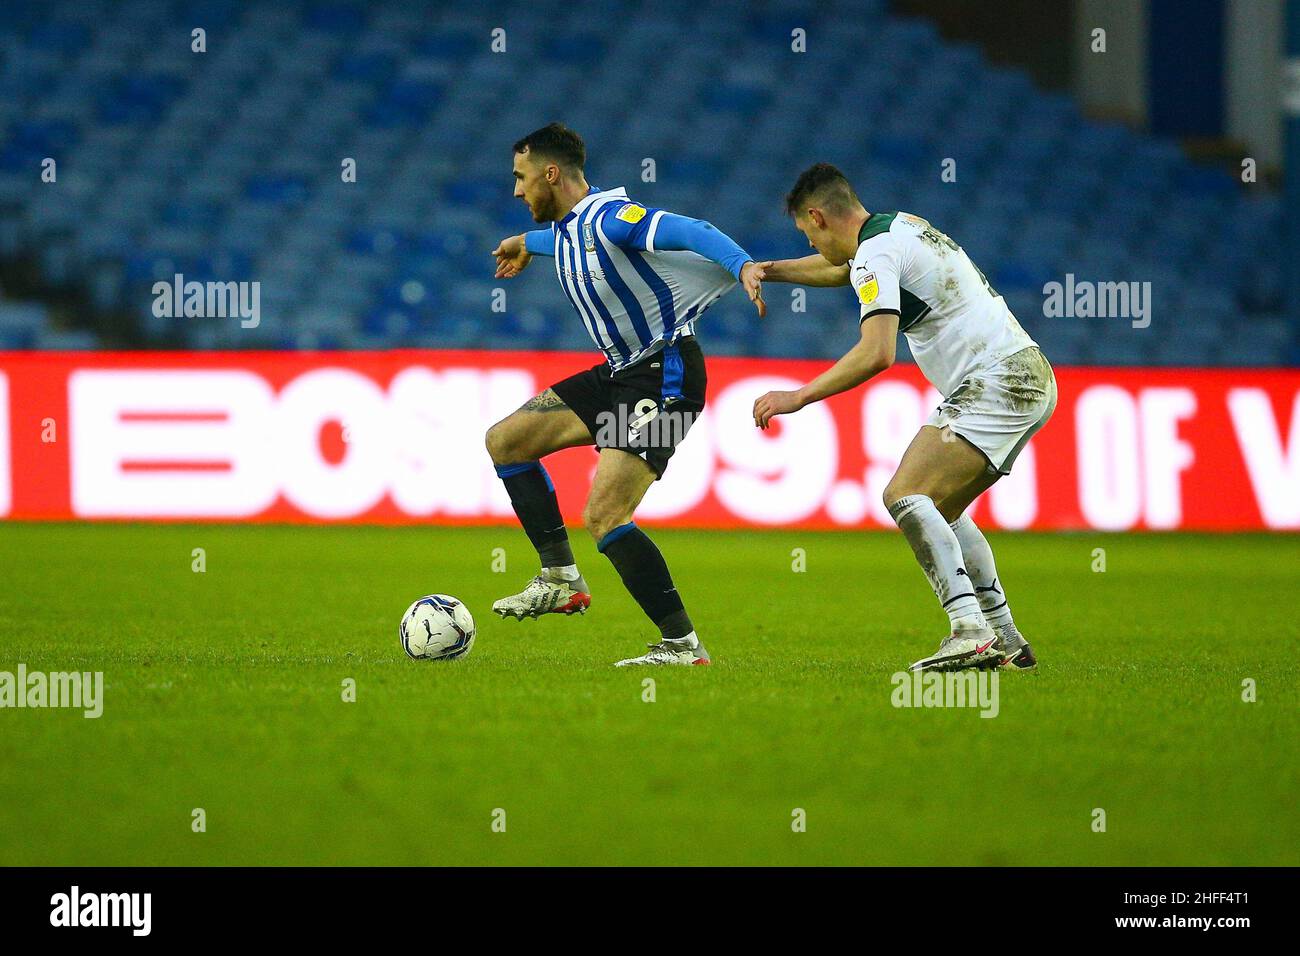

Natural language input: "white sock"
[888,494,985,631]
[544,564,582,583]
[666,631,699,648]
[949,514,1015,633]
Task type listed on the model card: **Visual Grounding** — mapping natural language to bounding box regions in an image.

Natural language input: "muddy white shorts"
[926,346,1057,475]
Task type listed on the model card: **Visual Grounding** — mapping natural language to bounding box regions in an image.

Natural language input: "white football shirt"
[850,211,1035,396]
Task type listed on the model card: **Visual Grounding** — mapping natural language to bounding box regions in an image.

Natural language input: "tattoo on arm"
[521,389,569,412]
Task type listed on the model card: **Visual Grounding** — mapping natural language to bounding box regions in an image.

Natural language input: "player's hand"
[752,389,804,429]
[492,234,531,278]
[741,260,766,318]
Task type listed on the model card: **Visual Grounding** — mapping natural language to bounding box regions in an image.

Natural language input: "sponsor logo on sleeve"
[615,203,647,224]
[856,271,879,305]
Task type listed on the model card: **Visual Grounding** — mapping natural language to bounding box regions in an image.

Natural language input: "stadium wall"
[0,351,1296,531]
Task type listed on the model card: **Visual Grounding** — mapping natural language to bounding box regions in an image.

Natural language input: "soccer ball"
[399,594,476,661]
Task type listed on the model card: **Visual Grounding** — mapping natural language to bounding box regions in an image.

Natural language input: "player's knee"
[882,481,935,516]
[581,503,607,541]
[484,420,516,464]
[582,500,627,543]
[884,474,936,513]
[881,482,907,513]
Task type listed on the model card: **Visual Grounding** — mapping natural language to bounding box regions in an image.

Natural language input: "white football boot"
[995,628,1039,672]
[492,570,591,620]
[908,627,1000,672]
[614,634,711,667]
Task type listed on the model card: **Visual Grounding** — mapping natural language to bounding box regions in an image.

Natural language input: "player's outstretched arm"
[752,311,899,429]
[761,255,851,287]
[492,231,553,278]
[659,217,767,316]
[602,206,766,316]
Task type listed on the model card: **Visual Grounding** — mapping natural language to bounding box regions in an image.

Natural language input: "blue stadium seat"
[0,0,1280,366]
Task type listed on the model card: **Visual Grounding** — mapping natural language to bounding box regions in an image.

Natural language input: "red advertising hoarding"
[0,350,1296,530]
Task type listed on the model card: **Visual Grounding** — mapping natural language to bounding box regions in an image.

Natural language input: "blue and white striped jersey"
[527,187,747,371]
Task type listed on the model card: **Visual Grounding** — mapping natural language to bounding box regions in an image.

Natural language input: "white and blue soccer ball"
[399,594,476,661]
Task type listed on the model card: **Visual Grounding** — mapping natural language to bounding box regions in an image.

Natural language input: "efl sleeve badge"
[615,203,647,224]
[856,272,879,305]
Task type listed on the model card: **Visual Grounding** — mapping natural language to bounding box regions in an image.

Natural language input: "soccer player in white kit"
[755,164,1055,672]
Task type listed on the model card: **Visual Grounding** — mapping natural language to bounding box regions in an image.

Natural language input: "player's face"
[795,211,849,266]
[513,150,558,223]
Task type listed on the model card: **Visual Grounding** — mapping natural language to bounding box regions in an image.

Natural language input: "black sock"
[494,462,574,568]
[596,522,694,639]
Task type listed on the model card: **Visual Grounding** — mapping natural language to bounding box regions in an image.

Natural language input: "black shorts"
[550,336,707,479]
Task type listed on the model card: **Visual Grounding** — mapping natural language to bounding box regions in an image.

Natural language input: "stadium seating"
[0,0,1291,365]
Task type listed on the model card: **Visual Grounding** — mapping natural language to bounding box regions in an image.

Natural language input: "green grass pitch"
[1,522,1296,866]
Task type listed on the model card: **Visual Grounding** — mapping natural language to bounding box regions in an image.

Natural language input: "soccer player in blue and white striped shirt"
[485,123,765,667]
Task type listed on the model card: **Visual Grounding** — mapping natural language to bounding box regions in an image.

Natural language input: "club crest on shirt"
[583,223,595,252]
[615,203,647,224]
[856,271,879,305]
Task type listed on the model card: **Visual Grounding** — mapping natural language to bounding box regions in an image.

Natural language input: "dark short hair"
[513,122,586,171]
[785,162,860,217]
